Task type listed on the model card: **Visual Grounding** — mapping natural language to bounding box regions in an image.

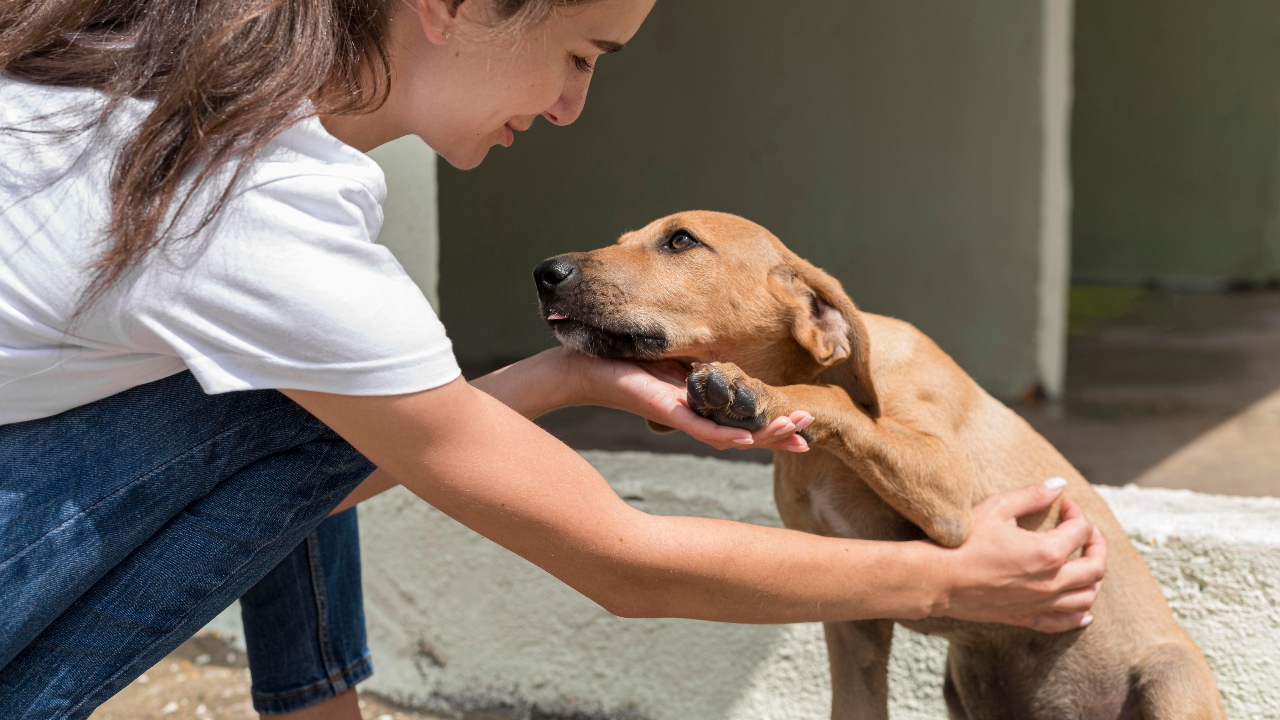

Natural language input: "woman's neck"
[319,105,407,153]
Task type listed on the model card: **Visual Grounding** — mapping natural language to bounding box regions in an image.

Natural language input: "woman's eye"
[665,232,699,252]
[572,55,595,74]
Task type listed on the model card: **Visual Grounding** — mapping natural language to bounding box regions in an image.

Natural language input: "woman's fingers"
[749,412,812,452]
[1048,528,1108,593]
[938,479,1109,634]
[1033,500,1105,579]
[1029,611,1094,634]
[981,476,1069,522]
[1050,581,1103,614]
[1035,504,1095,568]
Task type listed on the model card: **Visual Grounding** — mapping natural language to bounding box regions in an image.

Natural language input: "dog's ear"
[774,260,881,417]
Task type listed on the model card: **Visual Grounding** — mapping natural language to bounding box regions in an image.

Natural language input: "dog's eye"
[663,231,700,253]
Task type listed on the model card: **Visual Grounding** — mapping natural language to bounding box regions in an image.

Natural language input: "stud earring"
[444,30,452,40]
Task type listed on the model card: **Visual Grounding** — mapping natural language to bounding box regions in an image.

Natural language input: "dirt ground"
[91,634,443,720]
[94,288,1280,718]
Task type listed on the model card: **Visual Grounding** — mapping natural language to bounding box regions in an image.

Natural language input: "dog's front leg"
[824,619,895,720]
[688,362,974,548]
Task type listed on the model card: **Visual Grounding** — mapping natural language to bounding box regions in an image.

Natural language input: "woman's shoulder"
[248,115,387,207]
[0,74,150,135]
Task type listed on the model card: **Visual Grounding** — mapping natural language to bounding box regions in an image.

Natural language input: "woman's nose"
[542,77,591,126]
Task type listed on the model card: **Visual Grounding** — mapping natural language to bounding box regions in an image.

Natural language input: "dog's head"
[533,210,879,415]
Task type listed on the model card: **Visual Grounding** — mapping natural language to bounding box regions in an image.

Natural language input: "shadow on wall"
[1072,0,1280,289]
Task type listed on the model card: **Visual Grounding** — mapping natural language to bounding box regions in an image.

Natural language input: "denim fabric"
[242,508,373,714]
[0,371,376,720]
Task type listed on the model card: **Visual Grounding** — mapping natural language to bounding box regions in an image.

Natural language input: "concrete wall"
[340,451,1276,719]
[438,0,1074,399]
[370,136,441,309]
[1072,0,1280,289]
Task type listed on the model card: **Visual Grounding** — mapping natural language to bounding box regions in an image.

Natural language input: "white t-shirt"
[0,76,461,425]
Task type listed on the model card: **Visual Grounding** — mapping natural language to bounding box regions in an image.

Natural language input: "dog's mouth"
[543,310,669,360]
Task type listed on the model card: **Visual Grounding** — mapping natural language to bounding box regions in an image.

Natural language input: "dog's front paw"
[687,362,770,431]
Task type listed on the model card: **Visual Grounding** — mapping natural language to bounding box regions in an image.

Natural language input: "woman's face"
[386,0,656,169]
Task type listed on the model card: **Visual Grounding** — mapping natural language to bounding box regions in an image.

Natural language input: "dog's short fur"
[534,211,1224,720]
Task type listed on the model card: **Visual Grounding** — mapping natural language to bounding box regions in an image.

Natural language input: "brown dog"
[533,211,1223,719]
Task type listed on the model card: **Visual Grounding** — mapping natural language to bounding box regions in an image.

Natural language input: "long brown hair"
[0,0,588,304]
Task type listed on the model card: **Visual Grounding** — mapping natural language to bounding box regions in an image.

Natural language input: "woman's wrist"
[470,348,587,419]
[893,540,954,621]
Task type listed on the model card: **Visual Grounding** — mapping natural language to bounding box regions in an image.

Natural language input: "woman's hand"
[557,349,813,452]
[929,478,1108,633]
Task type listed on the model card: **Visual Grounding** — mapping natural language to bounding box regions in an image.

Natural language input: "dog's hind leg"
[942,663,970,720]
[824,619,894,720]
[1134,644,1225,719]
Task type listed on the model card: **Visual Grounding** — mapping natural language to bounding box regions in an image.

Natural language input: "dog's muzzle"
[532,254,670,360]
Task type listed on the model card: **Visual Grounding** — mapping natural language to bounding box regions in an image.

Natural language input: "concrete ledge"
[208,451,1280,719]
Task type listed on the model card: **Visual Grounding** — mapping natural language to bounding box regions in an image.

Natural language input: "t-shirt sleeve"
[127,172,462,396]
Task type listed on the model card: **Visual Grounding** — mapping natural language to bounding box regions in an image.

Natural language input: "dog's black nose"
[533,257,577,291]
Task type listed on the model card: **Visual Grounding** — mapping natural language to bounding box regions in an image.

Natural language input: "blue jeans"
[0,371,375,718]
[242,509,373,714]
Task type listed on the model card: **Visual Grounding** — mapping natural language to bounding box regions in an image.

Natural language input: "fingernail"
[1044,477,1067,491]
[787,445,809,453]
[1079,614,1094,628]
[772,422,795,437]
[795,416,815,430]
[732,438,754,445]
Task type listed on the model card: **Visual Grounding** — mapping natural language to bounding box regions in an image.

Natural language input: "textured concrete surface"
[341,451,1280,720]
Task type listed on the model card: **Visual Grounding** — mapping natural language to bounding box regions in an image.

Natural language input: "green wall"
[439,0,1067,399]
[1072,0,1280,289]
[370,135,441,310]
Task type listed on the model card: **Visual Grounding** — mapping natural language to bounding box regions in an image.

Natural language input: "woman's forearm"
[330,350,585,515]
[599,513,941,622]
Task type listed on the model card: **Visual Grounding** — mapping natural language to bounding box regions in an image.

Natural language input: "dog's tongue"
[547,313,568,321]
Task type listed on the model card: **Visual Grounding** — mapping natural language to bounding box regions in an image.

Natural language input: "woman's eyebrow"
[592,40,625,53]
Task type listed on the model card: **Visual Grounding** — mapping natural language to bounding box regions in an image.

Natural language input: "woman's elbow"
[585,575,667,620]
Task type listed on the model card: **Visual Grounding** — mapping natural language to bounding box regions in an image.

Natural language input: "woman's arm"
[331,348,812,515]
[289,378,1104,631]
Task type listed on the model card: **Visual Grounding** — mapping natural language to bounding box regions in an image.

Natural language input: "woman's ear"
[778,262,881,417]
[413,0,459,45]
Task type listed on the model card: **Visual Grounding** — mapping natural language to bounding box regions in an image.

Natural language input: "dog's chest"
[774,451,923,542]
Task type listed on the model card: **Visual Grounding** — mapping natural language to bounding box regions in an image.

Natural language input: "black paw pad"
[705,369,733,408]
[729,386,758,417]
[686,363,767,431]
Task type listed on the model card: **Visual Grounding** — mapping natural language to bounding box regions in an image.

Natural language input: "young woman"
[0,1,1107,719]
